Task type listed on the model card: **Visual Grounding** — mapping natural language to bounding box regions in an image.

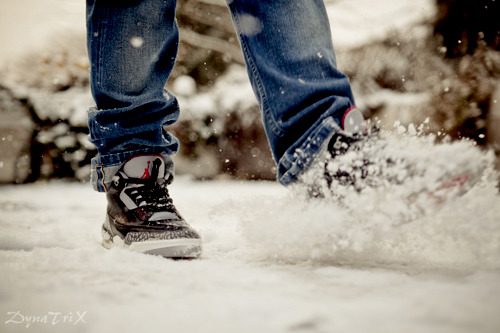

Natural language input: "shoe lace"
[120,159,175,212]
[328,125,379,158]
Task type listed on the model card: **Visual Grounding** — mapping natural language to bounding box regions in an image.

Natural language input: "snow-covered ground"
[1,131,500,333]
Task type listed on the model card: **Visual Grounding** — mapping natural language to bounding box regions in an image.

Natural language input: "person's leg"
[87,0,179,192]
[226,0,360,185]
[86,0,201,258]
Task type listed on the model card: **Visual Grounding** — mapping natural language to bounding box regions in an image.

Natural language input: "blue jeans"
[87,0,355,192]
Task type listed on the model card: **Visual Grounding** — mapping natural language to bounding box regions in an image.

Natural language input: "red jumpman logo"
[141,161,151,179]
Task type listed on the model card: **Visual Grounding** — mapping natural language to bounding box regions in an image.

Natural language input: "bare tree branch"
[179,28,244,65]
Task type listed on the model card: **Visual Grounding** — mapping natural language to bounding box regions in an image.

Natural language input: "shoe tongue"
[123,155,165,180]
[342,108,365,134]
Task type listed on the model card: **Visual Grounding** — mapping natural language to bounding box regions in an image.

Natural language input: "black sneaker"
[311,109,421,199]
[323,122,385,194]
[102,155,202,258]
[305,108,373,198]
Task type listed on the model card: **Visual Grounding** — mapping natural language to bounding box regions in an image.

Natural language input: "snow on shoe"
[299,123,487,223]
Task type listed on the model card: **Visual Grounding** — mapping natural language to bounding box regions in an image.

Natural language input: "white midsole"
[128,238,202,253]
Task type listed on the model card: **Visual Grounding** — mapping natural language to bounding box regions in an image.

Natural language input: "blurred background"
[0,0,499,185]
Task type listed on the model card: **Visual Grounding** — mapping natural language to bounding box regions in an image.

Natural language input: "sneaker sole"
[102,227,202,259]
[131,238,202,258]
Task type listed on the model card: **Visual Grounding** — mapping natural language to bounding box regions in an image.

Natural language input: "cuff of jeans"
[277,116,341,186]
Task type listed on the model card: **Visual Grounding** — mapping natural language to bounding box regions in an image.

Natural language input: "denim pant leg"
[226,0,356,185]
[86,0,178,191]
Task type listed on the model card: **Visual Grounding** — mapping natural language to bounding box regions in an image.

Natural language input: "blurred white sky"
[0,0,85,64]
[0,0,434,65]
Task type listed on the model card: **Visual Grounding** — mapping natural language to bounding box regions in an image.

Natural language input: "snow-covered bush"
[339,26,500,161]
